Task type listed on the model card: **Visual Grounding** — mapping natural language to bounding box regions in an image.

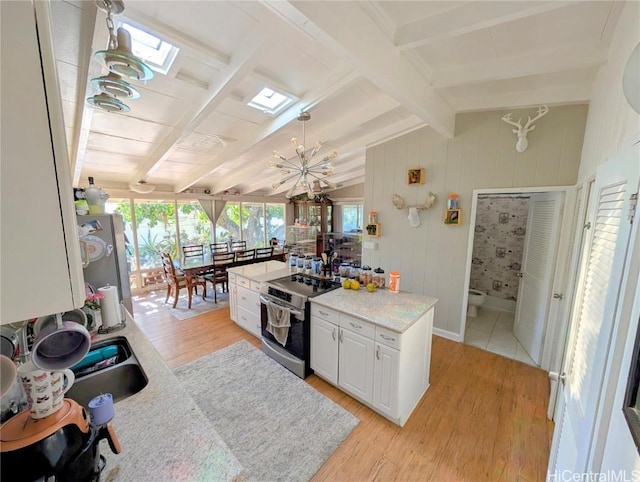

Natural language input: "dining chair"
[159,251,207,309]
[234,248,255,263]
[182,244,204,258]
[255,246,274,259]
[210,242,228,254]
[201,252,235,302]
[229,240,247,251]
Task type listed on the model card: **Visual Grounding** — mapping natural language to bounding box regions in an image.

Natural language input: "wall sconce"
[501,105,549,153]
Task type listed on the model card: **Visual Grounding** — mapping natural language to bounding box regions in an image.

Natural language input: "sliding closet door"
[549,143,639,472]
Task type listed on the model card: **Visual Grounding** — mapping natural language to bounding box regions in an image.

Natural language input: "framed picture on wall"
[408,168,425,185]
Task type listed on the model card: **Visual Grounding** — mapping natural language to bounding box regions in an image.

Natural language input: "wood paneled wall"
[362,105,588,338]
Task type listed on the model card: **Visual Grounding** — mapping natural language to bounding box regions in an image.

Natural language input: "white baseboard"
[484,295,516,313]
[433,327,461,342]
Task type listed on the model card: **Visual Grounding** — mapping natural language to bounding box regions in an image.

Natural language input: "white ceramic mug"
[17,361,75,419]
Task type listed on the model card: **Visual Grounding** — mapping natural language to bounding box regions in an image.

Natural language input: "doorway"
[460,187,570,368]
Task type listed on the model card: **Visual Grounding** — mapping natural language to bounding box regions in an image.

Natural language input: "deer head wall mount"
[393,192,436,228]
[501,105,549,153]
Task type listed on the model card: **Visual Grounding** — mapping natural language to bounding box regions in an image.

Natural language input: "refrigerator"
[77,213,133,314]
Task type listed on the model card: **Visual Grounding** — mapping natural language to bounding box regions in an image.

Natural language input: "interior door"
[513,191,564,364]
[549,144,639,472]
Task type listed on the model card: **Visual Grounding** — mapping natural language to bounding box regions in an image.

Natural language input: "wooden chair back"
[182,244,204,258]
[229,240,247,251]
[160,251,181,285]
[234,248,255,262]
[210,242,228,254]
[255,246,274,259]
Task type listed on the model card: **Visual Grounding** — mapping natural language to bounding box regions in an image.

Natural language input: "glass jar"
[339,262,351,281]
[289,254,298,270]
[373,268,385,288]
[350,262,361,280]
[311,257,322,276]
[359,265,372,285]
[389,271,400,293]
[304,256,313,274]
[297,255,305,272]
[368,211,378,224]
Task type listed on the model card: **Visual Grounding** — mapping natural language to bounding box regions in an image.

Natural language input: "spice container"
[297,256,305,273]
[389,271,400,293]
[304,256,313,274]
[359,265,372,285]
[311,257,322,275]
[289,254,298,271]
[373,268,385,288]
[350,262,361,280]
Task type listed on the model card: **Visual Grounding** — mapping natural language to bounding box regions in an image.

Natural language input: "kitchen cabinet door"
[229,284,238,322]
[338,328,375,404]
[310,317,338,384]
[1,1,84,324]
[373,343,400,418]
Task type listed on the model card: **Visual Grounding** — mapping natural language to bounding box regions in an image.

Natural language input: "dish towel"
[266,301,291,346]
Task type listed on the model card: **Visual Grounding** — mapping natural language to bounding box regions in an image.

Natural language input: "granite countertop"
[95,316,245,482]
[311,288,438,333]
[227,260,291,282]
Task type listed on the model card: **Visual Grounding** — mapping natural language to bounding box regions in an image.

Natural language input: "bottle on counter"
[339,262,351,281]
[389,271,400,293]
[373,268,385,288]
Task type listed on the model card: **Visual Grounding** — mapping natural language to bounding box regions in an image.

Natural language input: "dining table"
[179,249,286,279]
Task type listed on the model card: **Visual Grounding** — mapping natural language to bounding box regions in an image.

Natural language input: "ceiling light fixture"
[129,180,155,194]
[269,111,337,199]
[87,0,152,112]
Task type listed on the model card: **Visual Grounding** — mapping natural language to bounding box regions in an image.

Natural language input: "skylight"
[248,87,294,115]
[120,22,179,75]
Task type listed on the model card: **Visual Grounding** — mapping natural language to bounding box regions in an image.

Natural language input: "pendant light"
[86,93,130,112]
[90,72,140,99]
[269,111,337,198]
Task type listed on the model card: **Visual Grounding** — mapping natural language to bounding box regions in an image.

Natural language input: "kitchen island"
[310,288,438,426]
[95,315,246,481]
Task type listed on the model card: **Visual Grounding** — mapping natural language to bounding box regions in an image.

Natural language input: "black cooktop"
[266,273,341,299]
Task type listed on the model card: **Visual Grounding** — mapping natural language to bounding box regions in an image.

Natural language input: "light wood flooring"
[132,291,553,481]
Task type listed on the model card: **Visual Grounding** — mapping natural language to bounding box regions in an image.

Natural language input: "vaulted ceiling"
[50,1,622,197]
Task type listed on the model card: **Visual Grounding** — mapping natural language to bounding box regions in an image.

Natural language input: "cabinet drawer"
[375,326,402,350]
[310,303,339,324]
[250,280,261,292]
[237,285,260,310]
[236,276,250,288]
[340,314,374,339]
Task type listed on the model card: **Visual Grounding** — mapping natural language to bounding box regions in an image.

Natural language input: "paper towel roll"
[98,285,121,328]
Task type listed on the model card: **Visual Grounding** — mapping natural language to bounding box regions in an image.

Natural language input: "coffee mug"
[17,361,75,419]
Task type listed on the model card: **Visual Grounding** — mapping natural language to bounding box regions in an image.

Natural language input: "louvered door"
[514,191,564,364]
[549,143,639,473]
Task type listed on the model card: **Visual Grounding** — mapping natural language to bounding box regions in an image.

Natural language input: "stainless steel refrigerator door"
[77,214,133,314]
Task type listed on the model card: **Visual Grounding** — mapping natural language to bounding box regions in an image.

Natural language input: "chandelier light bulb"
[291,138,299,149]
[324,151,338,161]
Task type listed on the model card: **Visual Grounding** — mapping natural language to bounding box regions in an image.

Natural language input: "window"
[247,87,294,115]
[216,203,240,244]
[342,205,363,233]
[266,204,285,246]
[241,203,265,248]
[177,201,213,248]
[120,22,179,75]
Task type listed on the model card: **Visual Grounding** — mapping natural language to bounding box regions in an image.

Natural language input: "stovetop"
[261,273,340,308]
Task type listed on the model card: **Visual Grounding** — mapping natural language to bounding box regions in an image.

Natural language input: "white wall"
[578,0,640,472]
[362,104,587,337]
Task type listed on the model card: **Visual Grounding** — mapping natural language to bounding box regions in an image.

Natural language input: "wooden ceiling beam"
[263,1,455,139]
[394,1,572,50]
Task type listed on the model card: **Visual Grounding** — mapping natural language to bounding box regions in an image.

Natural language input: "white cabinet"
[0,1,84,324]
[310,301,433,426]
[228,273,261,338]
[338,328,374,403]
[310,317,338,384]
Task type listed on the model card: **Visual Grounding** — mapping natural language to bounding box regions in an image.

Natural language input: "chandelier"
[87,0,153,112]
[270,111,337,198]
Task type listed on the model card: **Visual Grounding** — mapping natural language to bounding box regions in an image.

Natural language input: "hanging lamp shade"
[90,71,140,99]
[94,28,153,81]
[623,41,640,114]
[86,93,130,112]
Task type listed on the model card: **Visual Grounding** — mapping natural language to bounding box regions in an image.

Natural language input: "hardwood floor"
[132,292,553,481]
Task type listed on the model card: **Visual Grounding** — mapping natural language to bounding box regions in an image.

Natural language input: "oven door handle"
[260,295,304,317]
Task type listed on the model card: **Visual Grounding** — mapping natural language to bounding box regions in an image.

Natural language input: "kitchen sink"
[66,336,148,408]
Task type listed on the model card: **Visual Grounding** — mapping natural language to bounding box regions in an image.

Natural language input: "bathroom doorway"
[460,187,571,368]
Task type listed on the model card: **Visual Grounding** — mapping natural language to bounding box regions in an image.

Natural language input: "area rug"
[174,340,359,481]
[145,289,229,320]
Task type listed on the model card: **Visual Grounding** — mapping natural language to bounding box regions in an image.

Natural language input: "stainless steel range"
[259,273,340,378]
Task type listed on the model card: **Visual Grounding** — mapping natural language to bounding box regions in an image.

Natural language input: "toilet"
[467,289,486,317]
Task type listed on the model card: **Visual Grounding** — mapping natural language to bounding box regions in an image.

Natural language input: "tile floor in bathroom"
[464,307,537,366]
